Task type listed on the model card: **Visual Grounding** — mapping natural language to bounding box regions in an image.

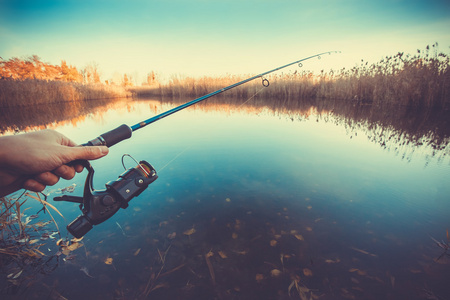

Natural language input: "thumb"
[61,145,109,163]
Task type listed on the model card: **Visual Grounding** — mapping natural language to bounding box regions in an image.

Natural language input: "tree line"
[0,55,136,86]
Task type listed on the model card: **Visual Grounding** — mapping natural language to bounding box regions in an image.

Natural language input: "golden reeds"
[133,44,450,109]
[0,79,131,108]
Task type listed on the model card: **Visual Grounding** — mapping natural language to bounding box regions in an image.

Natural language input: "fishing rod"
[54,51,340,238]
[83,51,340,148]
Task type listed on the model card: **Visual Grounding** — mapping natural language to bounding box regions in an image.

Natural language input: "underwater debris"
[350,246,377,257]
[183,227,196,236]
[270,269,282,277]
[205,250,216,285]
[325,258,340,264]
[80,266,94,278]
[218,250,227,259]
[430,230,450,261]
[104,257,113,265]
[294,234,305,241]
[303,268,313,277]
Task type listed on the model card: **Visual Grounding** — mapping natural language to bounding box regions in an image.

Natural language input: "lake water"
[1,96,450,299]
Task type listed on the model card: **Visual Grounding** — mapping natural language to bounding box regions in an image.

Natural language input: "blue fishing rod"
[84,51,340,147]
[55,51,340,238]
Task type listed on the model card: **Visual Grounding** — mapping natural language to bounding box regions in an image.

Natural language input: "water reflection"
[1,97,449,163]
[0,99,124,134]
[1,97,450,299]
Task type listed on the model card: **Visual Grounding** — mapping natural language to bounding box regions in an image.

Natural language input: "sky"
[1,0,449,83]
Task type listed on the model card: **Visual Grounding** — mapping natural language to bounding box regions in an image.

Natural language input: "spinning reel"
[54,156,157,238]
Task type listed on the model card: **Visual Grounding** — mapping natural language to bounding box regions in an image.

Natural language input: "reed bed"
[0,192,62,291]
[0,79,130,108]
[135,45,450,109]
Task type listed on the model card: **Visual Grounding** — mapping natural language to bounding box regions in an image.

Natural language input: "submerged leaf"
[183,227,196,236]
[357,270,367,276]
[105,257,113,265]
[295,234,304,241]
[71,237,84,243]
[232,249,248,255]
[67,242,83,251]
[13,270,23,279]
[325,258,340,264]
[303,268,313,276]
[34,221,52,228]
[255,274,264,283]
[7,270,23,279]
[218,251,227,259]
[270,269,282,277]
[350,247,377,257]
[351,277,359,284]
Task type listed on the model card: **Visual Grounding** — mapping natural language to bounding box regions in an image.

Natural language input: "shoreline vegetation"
[1,44,449,108]
[0,55,132,107]
[132,44,450,109]
[0,80,131,107]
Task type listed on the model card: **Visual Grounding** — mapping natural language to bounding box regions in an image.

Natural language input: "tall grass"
[133,45,450,109]
[0,79,130,108]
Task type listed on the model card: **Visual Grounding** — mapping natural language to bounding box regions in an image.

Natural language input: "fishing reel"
[54,156,158,238]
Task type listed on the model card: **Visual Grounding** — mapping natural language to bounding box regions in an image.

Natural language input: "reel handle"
[82,124,132,147]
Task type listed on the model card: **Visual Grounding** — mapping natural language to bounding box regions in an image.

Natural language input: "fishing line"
[237,85,267,109]
[158,146,192,173]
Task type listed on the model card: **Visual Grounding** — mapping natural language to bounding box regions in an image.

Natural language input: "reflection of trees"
[0,99,125,134]
[1,96,448,162]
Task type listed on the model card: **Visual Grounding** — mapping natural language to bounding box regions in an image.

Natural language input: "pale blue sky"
[1,0,449,83]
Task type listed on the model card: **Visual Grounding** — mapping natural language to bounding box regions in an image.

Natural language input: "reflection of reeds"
[132,44,450,109]
[0,79,130,108]
[0,98,124,134]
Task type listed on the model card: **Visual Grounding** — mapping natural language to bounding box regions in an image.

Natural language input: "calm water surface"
[1,97,450,299]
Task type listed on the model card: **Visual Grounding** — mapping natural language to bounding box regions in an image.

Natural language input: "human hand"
[0,129,109,197]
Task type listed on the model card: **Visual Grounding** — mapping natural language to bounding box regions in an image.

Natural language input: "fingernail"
[100,146,109,155]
